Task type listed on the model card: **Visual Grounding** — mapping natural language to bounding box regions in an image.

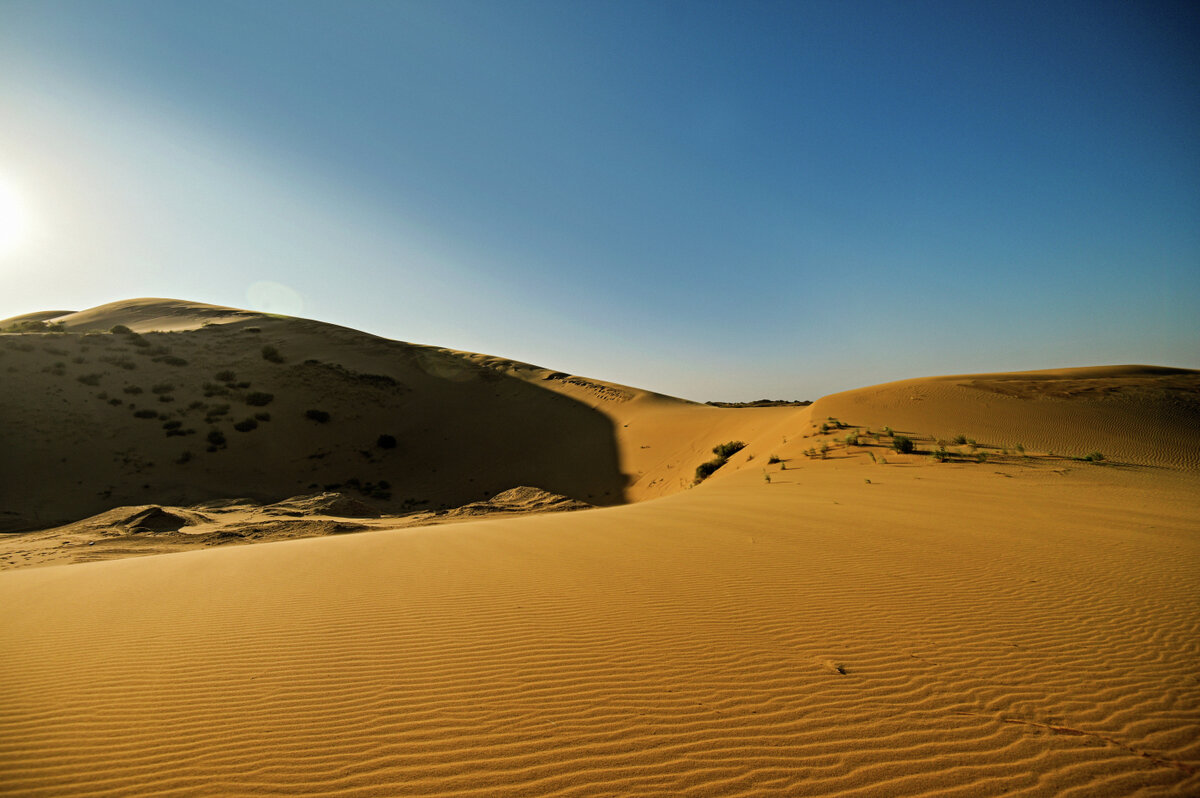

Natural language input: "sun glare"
[0,179,29,259]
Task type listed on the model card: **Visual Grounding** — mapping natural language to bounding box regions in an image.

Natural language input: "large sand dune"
[2,299,1198,796]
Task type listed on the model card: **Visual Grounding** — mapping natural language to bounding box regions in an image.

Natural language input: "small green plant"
[892,435,914,454]
[133,409,158,419]
[1082,451,1105,463]
[712,441,746,459]
[305,409,331,423]
[976,452,988,463]
[819,442,829,459]
[845,433,859,446]
[233,418,258,432]
[952,434,967,445]
[763,471,771,484]
[767,454,781,464]
[262,345,284,363]
[930,447,950,463]
[244,391,274,406]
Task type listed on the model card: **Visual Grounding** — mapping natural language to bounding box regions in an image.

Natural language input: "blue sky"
[1,0,1197,400]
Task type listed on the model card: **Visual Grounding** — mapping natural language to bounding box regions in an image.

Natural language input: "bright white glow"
[0,179,29,259]
[247,281,304,317]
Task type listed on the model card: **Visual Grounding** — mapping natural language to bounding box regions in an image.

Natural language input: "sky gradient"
[1,0,1197,401]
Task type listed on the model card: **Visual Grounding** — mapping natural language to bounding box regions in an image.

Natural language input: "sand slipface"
[2,299,1199,796]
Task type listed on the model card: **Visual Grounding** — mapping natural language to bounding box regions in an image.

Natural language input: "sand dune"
[2,299,1198,796]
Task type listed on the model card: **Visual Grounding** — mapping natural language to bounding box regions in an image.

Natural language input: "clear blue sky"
[1,0,1197,400]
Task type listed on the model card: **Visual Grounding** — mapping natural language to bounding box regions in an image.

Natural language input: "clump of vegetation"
[305,409,331,423]
[215,369,237,382]
[233,418,258,432]
[694,440,747,483]
[261,345,284,363]
[205,403,231,423]
[206,429,227,450]
[155,355,188,367]
[110,324,134,335]
[124,385,143,395]
[244,391,274,406]
[151,383,175,394]
[767,454,781,464]
[377,434,398,449]
[976,452,989,463]
[99,355,136,370]
[845,433,859,446]
[133,409,158,419]
[892,435,914,454]
[243,326,262,333]
[953,434,967,445]
[203,382,229,397]
[930,446,951,463]
[254,412,271,422]
[1082,451,1105,463]
[162,420,182,431]
[176,451,192,465]
[77,373,102,386]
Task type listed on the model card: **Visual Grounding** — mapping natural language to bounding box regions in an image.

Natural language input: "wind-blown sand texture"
[2,300,1198,796]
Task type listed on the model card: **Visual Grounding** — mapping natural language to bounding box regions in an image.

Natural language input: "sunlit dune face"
[0,179,29,259]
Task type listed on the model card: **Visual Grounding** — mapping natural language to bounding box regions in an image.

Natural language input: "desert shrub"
[162,420,182,430]
[892,436,914,454]
[845,433,859,446]
[712,441,746,459]
[151,383,175,394]
[767,454,781,464]
[215,369,236,382]
[123,385,143,395]
[305,409,331,423]
[188,400,207,410]
[952,434,967,445]
[156,355,188,367]
[244,391,274,406]
[694,458,725,482]
[254,412,271,422]
[133,409,158,419]
[100,355,136,370]
[1082,451,1105,462]
[110,324,134,335]
[243,326,261,333]
[819,442,830,459]
[930,447,950,463]
[377,434,398,449]
[108,398,122,406]
[158,395,175,403]
[203,382,229,397]
[976,452,989,463]
[128,336,150,348]
[233,418,258,432]
[261,345,284,363]
[207,429,226,447]
[77,373,102,385]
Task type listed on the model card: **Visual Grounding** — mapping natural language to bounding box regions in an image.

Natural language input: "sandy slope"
[2,452,1197,796]
[2,300,1199,795]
